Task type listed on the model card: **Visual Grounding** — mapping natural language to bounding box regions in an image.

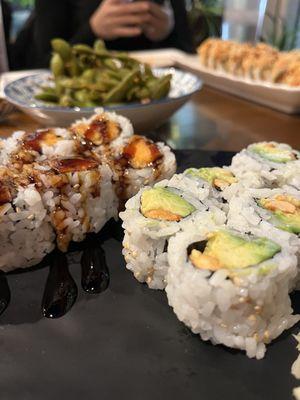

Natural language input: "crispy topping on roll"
[72,116,121,145]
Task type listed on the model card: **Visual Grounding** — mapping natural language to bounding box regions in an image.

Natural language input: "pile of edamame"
[35,38,172,107]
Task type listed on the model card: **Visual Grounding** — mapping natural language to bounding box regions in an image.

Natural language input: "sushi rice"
[0,109,176,271]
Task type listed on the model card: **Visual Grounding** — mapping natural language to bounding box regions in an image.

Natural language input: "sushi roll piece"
[166,226,299,359]
[178,167,240,205]
[0,128,76,167]
[71,110,175,201]
[227,188,300,238]
[70,108,134,158]
[120,179,226,289]
[197,38,221,68]
[270,52,300,84]
[241,43,278,81]
[231,142,300,189]
[208,40,235,71]
[225,42,253,77]
[111,135,176,201]
[0,166,55,272]
[227,188,300,287]
[24,157,117,252]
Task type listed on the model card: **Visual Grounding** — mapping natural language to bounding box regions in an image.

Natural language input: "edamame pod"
[103,68,139,104]
[50,53,65,78]
[72,44,94,54]
[94,39,106,52]
[35,92,59,103]
[51,38,72,61]
[149,75,172,100]
[59,94,74,107]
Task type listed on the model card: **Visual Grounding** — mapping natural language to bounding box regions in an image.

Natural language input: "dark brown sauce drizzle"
[81,242,109,294]
[42,250,78,319]
[0,272,11,315]
[50,157,99,174]
[22,129,51,153]
[0,238,110,319]
[0,183,12,205]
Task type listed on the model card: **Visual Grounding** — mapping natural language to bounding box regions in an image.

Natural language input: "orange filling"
[143,209,182,221]
[74,118,120,145]
[189,249,221,271]
[123,136,162,169]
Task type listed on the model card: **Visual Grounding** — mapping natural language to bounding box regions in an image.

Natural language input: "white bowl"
[4,68,201,132]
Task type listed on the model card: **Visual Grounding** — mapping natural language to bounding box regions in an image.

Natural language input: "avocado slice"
[250,143,298,163]
[258,195,300,234]
[189,230,281,271]
[141,187,196,221]
[186,167,237,190]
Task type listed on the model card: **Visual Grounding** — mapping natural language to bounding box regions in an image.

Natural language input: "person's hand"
[142,2,175,42]
[90,0,149,40]
[90,0,174,42]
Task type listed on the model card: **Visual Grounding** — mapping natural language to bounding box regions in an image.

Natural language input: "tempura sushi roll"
[25,157,117,252]
[197,38,220,68]
[225,42,253,76]
[120,179,225,289]
[241,43,278,80]
[71,110,175,201]
[166,226,299,359]
[0,166,55,272]
[70,108,133,157]
[231,142,300,189]
[0,128,75,166]
[112,135,176,200]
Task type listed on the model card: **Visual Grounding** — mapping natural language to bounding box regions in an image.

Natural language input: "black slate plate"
[1,150,299,400]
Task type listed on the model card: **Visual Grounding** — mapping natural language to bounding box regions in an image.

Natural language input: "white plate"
[4,68,201,132]
[174,53,300,114]
[129,48,179,67]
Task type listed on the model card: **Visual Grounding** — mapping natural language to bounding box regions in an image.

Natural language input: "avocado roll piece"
[227,188,300,252]
[231,141,300,189]
[166,226,299,359]
[182,166,240,205]
[120,179,226,289]
[258,194,300,234]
